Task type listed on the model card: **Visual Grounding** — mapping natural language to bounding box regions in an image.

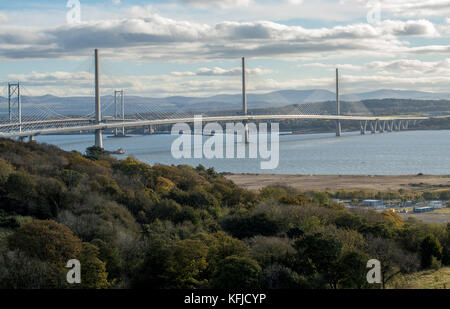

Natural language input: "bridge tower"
[8,83,22,131]
[335,68,342,137]
[242,57,249,144]
[94,49,103,148]
[114,90,125,136]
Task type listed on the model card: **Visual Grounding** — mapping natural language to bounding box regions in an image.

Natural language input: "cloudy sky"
[1,0,450,97]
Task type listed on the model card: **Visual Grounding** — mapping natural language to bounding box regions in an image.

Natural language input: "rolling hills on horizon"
[1,89,450,116]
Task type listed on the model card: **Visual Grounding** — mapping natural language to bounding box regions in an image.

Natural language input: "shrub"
[7,220,82,268]
[212,256,262,289]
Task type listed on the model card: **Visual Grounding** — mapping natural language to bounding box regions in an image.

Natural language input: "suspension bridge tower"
[114,90,125,136]
[242,57,249,144]
[94,49,103,148]
[336,68,342,137]
[8,83,22,131]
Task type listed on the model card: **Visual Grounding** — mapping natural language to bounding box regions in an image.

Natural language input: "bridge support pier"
[360,121,367,135]
[28,136,35,142]
[370,121,376,134]
[244,124,250,144]
[336,121,342,137]
[379,120,386,133]
[388,120,394,132]
[144,125,154,135]
[95,130,103,148]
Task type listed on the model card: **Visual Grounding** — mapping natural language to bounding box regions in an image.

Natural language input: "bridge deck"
[0,114,429,138]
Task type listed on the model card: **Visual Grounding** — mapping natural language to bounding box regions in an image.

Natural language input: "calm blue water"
[35,130,450,175]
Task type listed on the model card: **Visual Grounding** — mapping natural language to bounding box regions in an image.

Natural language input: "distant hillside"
[1,89,450,116]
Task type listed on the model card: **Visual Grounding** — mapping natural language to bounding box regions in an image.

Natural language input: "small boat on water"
[108,148,126,155]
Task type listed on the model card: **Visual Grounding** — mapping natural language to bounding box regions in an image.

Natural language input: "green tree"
[0,158,13,185]
[7,220,82,269]
[5,171,36,202]
[0,250,56,289]
[91,239,123,282]
[212,256,262,289]
[334,251,369,289]
[133,239,209,289]
[367,237,419,289]
[221,212,282,239]
[442,224,450,266]
[420,234,443,269]
[261,264,304,289]
[165,239,209,288]
[78,243,110,289]
[84,146,107,161]
[294,233,342,283]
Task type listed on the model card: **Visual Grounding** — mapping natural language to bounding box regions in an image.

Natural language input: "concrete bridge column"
[380,120,386,133]
[94,49,103,149]
[28,136,35,142]
[397,120,402,131]
[360,120,367,135]
[336,120,342,137]
[144,125,154,135]
[370,121,377,134]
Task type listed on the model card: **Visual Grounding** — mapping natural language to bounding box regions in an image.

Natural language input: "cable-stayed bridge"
[0,50,430,148]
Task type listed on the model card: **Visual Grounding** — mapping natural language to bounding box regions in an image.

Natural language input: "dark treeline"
[0,139,449,289]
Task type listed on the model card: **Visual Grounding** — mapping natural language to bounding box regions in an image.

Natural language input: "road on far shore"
[224,174,450,192]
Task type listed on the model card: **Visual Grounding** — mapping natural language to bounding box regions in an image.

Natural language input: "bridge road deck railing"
[0,114,430,139]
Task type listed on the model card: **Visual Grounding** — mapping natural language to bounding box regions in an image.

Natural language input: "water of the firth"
[35,130,450,175]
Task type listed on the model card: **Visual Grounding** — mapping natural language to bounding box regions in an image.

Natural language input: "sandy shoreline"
[224,174,450,192]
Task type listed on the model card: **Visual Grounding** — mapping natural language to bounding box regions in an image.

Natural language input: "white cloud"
[180,0,252,9]
[366,58,450,74]
[342,0,450,18]
[0,12,8,23]
[299,63,363,71]
[300,58,450,76]
[174,66,273,76]
[286,0,303,5]
[0,11,442,62]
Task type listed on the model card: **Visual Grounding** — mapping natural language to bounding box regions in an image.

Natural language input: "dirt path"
[224,174,450,192]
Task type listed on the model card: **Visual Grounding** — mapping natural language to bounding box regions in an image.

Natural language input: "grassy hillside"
[390,267,450,289]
